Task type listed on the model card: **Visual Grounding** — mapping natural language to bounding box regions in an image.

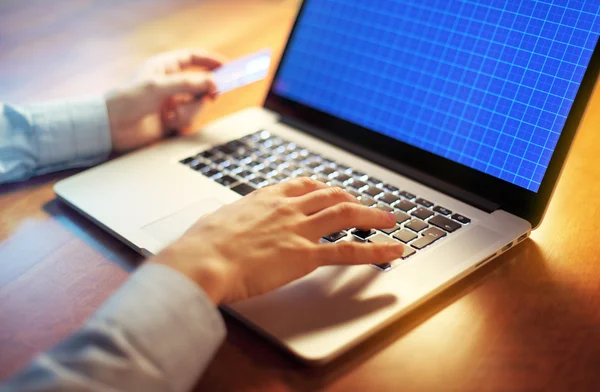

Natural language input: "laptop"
[55,1,600,364]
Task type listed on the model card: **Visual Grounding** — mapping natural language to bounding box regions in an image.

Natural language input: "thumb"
[154,73,217,100]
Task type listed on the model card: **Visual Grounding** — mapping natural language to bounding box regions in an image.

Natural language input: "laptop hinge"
[280,116,500,214]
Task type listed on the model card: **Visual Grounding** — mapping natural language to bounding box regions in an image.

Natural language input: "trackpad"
[142,199,223,246]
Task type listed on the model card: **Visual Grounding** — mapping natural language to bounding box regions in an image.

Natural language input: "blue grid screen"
[273,1,600,192]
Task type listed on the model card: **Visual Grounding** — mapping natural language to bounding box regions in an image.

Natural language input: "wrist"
[150,244,228,305]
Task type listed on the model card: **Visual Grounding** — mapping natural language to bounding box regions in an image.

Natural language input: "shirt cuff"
[94,263,226,392]
[24,97,112,169]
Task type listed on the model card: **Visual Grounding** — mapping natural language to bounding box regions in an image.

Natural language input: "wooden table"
[1,1,600,391]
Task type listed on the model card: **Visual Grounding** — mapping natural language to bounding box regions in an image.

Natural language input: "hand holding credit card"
[196,49,272,99]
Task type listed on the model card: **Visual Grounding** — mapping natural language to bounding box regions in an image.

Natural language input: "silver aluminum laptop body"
[54,1,599,364]
[54,106,530,363]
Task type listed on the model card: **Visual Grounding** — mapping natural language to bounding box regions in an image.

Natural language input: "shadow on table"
[43,198,142,272]
[0,169,82,195]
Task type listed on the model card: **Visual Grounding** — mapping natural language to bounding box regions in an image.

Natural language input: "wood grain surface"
[1,1,599,391]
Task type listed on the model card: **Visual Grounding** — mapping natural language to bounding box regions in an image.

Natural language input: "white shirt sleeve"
[0,263,227,392]
[0,98,112,184]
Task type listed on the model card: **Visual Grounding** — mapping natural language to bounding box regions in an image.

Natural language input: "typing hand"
[151,178,405,304]
[105,48,225,152]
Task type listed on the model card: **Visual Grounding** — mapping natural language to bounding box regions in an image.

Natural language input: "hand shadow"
[228,265,397,341]
[200,241,542,392]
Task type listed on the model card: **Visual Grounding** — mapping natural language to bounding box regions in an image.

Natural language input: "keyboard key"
[370,233,415,260]
[227,163,241,173]
[451,213,472,224]
[226,140,246,151]
[346,189,361,198]
[374,263,392,271]
[411,227,447,250]
[216,144,236,155]
[383,184,400,193]
[363,186,384,198]
[204,168,220,178]
[380,223,401,235]
[400,245,416,259]
[345,235,366,243]
[415,198,434,208]
[367,177,383,186]
[352,170,367,179]
[405,219,429,232]
[433,206,453,216]
[378,193,400,205]
[377,204,394,213]
[394,211,411,224]
[246,161,264,171]
[271,173,288,183]
[336,173,352,183]
[399,191,416,200]
[231,183,256,196]
[352,229,376,240]
[350,179,369,190]
[429,215,462,233]
[237,170,254,179]
[360,196,377,207]
[396,199,417,212]
[199,150,215,159]
[313,174,330,183]
[298,149,310,158]
[259,166,275,176]
[411,207,434,220]
[320,167,337,176]
[284,163,301,173]
[270,157,287,168]
[393,229,418,243]
[307,161,322,169]
[295,169,314,178]
[337,164,351,173]
[213,157,230,167]
[368,233,399,245]
[215,175,238,187]
[324,231,346,242]
[191,161,208,171]
[180,157,194,165]
[250,176,269,186]
[236,155,252,165]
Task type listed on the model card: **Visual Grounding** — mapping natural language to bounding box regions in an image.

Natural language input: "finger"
[300,203,396,238]
[153,73,217,101]
[175,48,226,71]
[315,241,406,266]
[162,109,180,131]
[174,101,204,129]
[272,177,329,197]
[293,187,359,216]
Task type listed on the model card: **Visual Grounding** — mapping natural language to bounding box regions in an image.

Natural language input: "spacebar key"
[231,182,257,196]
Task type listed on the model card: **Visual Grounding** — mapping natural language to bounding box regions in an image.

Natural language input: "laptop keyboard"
[180,130,472,271]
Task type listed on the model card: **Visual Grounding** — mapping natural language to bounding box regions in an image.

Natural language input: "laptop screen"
[273,1,600,192]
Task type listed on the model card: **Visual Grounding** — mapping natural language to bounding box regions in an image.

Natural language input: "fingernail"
[387,212,396,223]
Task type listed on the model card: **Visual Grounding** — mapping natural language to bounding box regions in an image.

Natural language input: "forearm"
[0,98,112,184]
[0,263,226,392]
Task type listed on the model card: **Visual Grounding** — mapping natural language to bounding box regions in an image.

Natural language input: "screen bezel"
[265,1,600,227]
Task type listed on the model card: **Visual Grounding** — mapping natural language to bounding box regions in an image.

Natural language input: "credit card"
[212,49,272,93]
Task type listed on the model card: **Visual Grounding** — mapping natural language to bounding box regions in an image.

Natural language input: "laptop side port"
[475,253,497,268]
[517,232,529,243]
[501,242,513,252]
